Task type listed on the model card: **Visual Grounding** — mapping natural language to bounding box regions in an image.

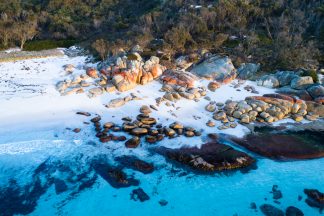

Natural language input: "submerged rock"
[285,206,304,216]
[130,188,150,202]
[260,204,284,216]
[304,189,324,211]
[54,179,68,194]
[115,156,154,174]
[159,199,168,206]
[155,141,255,172]
[271,185,283,200]
[93,163,139,188]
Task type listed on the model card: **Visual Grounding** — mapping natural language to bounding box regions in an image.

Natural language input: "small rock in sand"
[140,105,152,114]
[206,120,216,127]
[76,111,91,117]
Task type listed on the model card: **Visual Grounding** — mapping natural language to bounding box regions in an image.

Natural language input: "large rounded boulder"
[190,55,236,84]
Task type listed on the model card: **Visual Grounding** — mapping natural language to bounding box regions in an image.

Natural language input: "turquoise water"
[0,126,323,216]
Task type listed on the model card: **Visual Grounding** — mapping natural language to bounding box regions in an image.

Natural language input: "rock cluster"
[102,55,166,92]
[56,48,166,96]
[79,111,201,148]
[56,73,90,96]
[257,71,324,104]
[212,94,318,129]
[157,83,207,104]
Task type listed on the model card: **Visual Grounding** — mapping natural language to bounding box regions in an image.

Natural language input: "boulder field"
[56,52,242,97]
[205,93,320,131]
[257,71,324,105]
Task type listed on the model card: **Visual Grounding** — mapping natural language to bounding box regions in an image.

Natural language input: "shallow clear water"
[0,126,323,216]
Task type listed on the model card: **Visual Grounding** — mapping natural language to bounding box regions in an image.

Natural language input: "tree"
[0,13,13,48]
[164,26,193,52]
[0,21,12,48]
[14,19,38,49]
[92,39,109,60]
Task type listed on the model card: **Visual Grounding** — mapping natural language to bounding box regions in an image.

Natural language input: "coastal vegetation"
[0,0,323,70]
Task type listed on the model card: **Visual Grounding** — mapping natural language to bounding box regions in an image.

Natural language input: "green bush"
[257,34,272,46]
[303,69,318,83]
[23,40,77,51]
[223,39,240,48]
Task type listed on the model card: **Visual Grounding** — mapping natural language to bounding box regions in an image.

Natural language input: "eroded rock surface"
[155,141,255,172]
[230,126,324,160]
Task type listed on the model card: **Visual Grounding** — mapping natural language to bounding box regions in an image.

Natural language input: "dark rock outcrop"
[230,127,324,160]
[155,141,255,172]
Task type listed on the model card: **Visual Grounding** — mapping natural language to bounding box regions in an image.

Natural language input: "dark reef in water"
[0,178,50,216]
[0,154,137,216]
[92,162,140,188]
[131,188,150,202]
[304,189,324,213]
[115,155,154,174]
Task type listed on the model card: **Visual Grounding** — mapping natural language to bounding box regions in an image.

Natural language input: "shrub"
[24,39,77,51]
[302,70,319,83]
